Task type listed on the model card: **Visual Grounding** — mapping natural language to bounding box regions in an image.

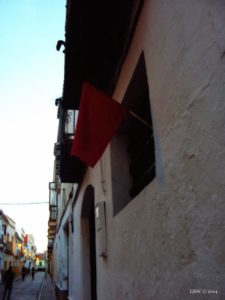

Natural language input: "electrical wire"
[0,202,48,205]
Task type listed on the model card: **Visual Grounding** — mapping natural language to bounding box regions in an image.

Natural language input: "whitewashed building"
[49,1,225,299]
[4,215,15,271]
[0,210,8,279]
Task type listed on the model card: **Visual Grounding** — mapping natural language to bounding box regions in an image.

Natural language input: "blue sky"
[0,0,65,252]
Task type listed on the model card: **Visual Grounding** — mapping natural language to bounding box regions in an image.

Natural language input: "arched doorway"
[81,185,97,300]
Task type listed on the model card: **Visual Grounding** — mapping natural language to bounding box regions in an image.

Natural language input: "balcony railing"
[54,138,85,183]
[49,206,57,221]
[5,241,13,255]
[14,248,23,259]
[48,237,54,253]
[54,106,85,183]
[48,219,57,229]
[49,189,57,207]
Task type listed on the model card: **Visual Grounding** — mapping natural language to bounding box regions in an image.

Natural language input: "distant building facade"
[4,216,15,272]
[0,210,8,277]
[0,212,37,278]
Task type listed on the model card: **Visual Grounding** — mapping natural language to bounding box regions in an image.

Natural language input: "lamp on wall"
[62,109,77,140]
[55,97,77,140]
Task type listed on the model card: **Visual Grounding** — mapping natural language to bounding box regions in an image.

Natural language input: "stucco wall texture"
[72,1,225,299]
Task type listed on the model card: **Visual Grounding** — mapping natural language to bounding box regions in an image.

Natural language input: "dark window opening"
[111,52,155,215]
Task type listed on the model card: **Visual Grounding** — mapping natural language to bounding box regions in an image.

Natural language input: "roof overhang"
[61,0,143,109]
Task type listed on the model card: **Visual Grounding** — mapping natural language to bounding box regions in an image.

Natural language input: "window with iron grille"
[111,52,155,215]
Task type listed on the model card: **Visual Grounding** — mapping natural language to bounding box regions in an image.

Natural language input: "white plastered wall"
[69,1,225,299]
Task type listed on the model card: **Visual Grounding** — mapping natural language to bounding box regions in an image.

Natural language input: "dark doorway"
[81,185,97,300]
[64,222,69,297]
[89,197,97,300]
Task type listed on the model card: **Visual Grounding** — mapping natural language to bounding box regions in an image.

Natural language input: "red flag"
[24,234,28,246]
[71,82,129,167]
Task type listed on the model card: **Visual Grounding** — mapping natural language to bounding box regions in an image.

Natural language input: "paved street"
[0,271,56,300]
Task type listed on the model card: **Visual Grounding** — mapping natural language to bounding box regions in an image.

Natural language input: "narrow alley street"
[0,271,56,300]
